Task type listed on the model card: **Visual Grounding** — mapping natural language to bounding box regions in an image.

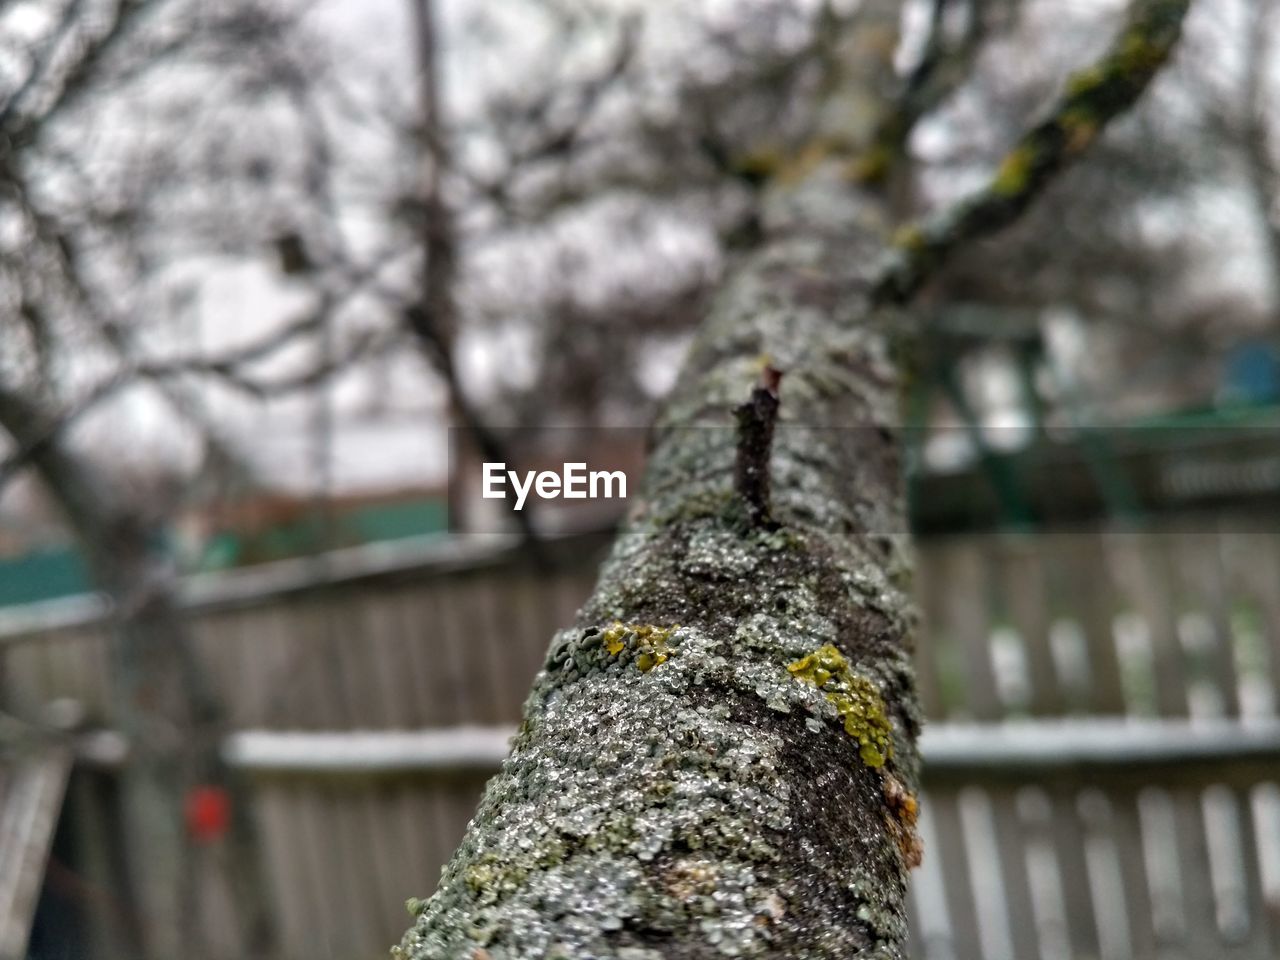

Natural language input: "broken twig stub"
[733,365,783,529]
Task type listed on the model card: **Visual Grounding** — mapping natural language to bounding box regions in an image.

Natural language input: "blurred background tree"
[7,0,1276,543]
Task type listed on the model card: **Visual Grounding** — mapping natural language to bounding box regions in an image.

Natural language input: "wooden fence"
[3,519,1280,959]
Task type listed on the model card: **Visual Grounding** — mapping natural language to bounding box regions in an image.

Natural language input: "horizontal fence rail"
[213,718,1280,783]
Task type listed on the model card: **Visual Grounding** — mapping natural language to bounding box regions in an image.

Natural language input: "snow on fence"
[2,521,1280,959]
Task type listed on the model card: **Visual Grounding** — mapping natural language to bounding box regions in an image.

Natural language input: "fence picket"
[929,788,986,960]
[939,541,1001,721]
[988,786,1042,960]
[1065,535,1127,715]
[998,541,1060,717]
[1049,788,1102,960]
[1110,786,1158,960]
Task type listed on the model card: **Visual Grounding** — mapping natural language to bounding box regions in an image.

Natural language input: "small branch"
[852,0,989,187]
[0,374,130,493]
[733,365,783,528]
[0,322,389,494]
[871,0,1192,304]
[161,328,393,399]
[405,0,542,547]
[1240,0,1280,301]
[0,0,86,131]
[1,0,156,137]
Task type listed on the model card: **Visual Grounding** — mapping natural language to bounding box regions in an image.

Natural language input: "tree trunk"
[398,174,923,959]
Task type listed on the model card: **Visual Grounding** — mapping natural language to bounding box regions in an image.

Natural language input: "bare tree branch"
[404,0,546,541]
[1239,0,1280,302]
[852,0,995,188]
[408,0,459,352]
[871,0,1191,304]
[0,320,391,494]
[0,371,130,491]
[146,326,397,399]
[0,0,89,131]
[1,0,159,137]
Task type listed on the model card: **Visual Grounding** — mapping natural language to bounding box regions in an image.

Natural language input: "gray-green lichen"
[400,569,914,958]
[397,184,921,960]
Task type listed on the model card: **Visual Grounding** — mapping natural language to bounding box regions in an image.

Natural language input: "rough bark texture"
[396,3,1196,953]
[398,177,922,960]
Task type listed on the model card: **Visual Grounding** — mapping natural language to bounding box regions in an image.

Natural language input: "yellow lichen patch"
[991,144,1036,197]
[464,853,517,896]
[890,224,926,253]
[751,352,775,376]
[602,622,627,655]
[664,859,718,901]
[733,145,786,181]
[602,622,679,672]
[787,644,893,767]
[778,138,833,185]
[847,144,892,185]
[1059,108,1099,155]
[1117,29,1167,73]
[1065,65,1107,98]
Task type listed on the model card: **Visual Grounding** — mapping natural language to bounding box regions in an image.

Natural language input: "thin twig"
[733,365,783,529]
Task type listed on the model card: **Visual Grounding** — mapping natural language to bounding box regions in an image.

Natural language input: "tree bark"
[398,176,923,960]
[396,1,1193,955]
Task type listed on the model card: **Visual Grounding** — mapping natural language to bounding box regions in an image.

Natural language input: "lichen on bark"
[397,173,922,960]
[394,1,1198,951]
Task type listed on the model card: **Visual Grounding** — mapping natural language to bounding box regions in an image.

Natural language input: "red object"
[184,785,232,843]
